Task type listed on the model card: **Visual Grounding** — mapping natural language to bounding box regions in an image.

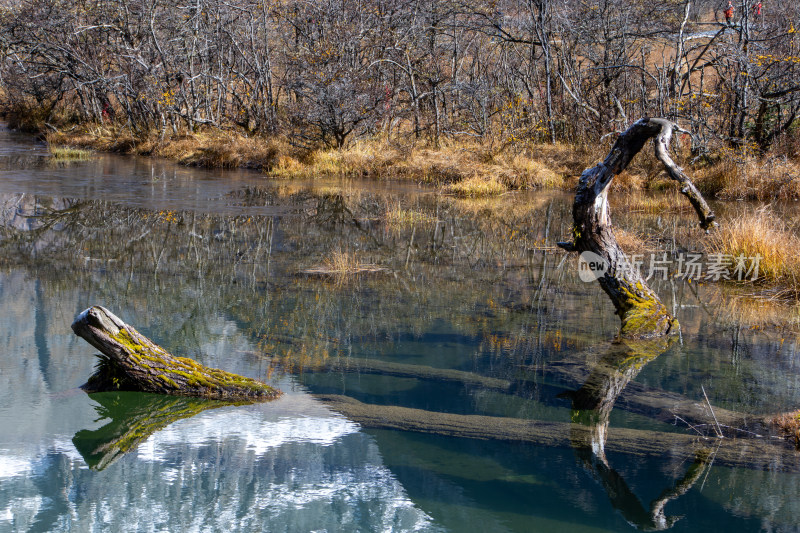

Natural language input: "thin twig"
[699,441,722,492]
[717,424,762,438]
[673,414,705,437]
[701,385,724,438]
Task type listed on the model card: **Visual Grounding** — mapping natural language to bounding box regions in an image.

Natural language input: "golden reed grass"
[706,207,800,290]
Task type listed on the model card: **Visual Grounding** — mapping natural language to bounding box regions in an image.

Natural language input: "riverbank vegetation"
[0,0,799,199]
[48,145,92,161]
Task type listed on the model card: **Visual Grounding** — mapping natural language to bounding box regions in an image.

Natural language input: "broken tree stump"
[71,306,281,400]
[558,118,716,338]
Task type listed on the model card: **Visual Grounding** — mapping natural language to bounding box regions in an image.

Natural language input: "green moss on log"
[73,306,281,401]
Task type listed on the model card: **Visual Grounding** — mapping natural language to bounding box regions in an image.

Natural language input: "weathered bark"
[72,306,281,400]
[558,118,716,338]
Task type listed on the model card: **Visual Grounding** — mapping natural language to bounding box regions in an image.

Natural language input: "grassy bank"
[40,121,800,201]
[43,123,584,193]
[706,207,800,297]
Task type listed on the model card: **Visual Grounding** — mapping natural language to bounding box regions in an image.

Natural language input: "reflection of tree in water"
[567,339,712,530]
[73,392,231,470]
[0,188,577,369]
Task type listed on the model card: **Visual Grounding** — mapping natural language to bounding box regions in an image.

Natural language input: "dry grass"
[270,138,569,193]
[614,228,651,254]
[271,140,402,179]
[522,141,599,179]
[706,207,800,289]
[444,176,507,198]
[47,125,285,170]
[497,154,563,188]
[147,131,284,170]
[48,145,93,161]
[46,125,139,153]
[613,191,690,214]
[325,250,364,273]
[302,250,386,277]
[771,410,800,449]
[694,148,800,201]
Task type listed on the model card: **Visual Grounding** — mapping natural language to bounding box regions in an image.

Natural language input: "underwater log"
[71,306,281,400]
[315,394,800,473]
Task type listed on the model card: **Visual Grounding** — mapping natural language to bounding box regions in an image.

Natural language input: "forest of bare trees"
[0,0,798,155]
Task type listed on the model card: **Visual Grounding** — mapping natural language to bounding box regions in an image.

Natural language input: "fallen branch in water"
[288,349,787,442]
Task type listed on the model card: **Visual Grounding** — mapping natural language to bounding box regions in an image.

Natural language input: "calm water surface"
[0,126,799,532]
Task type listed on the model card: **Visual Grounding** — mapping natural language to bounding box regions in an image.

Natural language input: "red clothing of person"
[753,2,762,16]
[724,1,735,22]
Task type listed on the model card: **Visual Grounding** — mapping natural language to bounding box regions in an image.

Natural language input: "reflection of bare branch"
[648,449,713,530]
[701,385,724,438]
[568,339,712,530]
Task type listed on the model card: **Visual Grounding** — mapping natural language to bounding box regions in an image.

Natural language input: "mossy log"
[558,118,716,339]
[72,306,281,400]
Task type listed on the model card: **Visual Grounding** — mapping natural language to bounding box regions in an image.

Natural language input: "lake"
[0,125,798,532]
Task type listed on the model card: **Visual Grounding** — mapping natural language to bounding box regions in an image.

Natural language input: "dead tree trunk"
[558,118,716,338]
[71,306,281,400]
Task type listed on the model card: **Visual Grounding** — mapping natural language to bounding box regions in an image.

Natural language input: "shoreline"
[38,120,800,203]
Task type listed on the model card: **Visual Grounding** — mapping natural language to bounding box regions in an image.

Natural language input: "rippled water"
[1,125,799,532]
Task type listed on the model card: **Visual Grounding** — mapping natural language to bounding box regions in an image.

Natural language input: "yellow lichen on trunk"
[617,284,678,339]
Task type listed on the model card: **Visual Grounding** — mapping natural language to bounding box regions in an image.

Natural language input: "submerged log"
[288,349,793,443]
[72,306,281,400]
[315,394,800,473]
[558,118,716,339]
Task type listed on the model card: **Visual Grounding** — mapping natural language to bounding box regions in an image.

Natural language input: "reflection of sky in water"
[0,390,440,532]
[0,265,438,532]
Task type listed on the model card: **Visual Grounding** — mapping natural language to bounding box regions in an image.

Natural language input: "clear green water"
[0,125,799,532]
